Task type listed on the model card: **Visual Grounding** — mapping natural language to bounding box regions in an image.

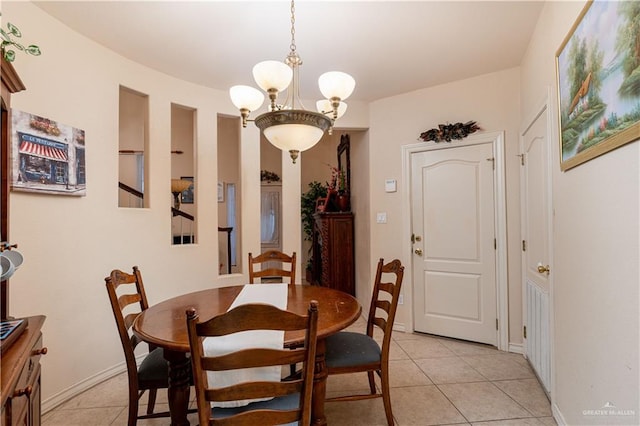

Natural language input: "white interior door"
[411,142,497,345]
[520,99,553,393]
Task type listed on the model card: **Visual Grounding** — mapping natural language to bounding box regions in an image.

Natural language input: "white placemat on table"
[203,283,288,408]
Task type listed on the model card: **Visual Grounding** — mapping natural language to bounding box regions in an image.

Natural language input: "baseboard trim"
[508,342,524,354]
[552,401,566,425]
[42,354,146,414]
[393,322,406,333]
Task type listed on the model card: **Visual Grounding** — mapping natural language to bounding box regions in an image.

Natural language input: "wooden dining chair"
[105,266,171,426]
[186,301,319,426]
[248,250,296,284]
[324,258,404,426]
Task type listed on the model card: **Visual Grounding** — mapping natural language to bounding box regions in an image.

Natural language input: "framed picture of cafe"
[11,109,86,196]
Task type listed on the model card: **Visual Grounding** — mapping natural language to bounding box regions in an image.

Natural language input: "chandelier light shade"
[252,61,293,93]
[229,85,264,111]
[229,0,355,163]
[318,71,356,101]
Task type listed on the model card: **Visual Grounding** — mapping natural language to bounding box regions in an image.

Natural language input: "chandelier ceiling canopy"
[229,0,355,163]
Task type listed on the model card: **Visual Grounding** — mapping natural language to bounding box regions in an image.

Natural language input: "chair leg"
[367,371,377,394]
[147,389,157,415]
[380,367,394,426]
[128,389,139,426]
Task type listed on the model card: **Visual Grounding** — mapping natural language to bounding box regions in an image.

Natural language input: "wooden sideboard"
[311,212,355,296]
[2,59,46,426]
[1,316,47,426]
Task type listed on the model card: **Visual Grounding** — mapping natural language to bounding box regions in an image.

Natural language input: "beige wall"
[3,1,369,407]
[5,2,252,405]
[7,2,639,422]
[521,2,639,424]
[368,68,523,342]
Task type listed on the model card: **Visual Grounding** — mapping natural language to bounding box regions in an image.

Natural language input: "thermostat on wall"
[385,179,397,193]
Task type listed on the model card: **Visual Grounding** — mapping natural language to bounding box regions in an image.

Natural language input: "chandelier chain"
[289,0,296,54]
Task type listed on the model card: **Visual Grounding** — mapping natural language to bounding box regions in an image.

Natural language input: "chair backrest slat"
[186,301,318,425]
[248,250,296,284]
[105,266,153,392]
[367,259,404,341]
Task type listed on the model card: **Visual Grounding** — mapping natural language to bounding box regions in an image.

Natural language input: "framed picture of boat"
[555,0,640,171]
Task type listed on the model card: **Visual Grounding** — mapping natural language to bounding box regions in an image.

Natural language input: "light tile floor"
[42,317,556,425]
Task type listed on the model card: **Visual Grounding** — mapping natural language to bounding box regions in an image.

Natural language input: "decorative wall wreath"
[419,121,480,143]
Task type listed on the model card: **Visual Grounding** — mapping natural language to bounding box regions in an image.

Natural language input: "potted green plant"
[1,18,41,63]
[301,181,328,279]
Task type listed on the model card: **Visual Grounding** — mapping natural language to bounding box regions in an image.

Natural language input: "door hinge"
[486,157,495,170]
[522,240,526,251]
[523,325,527,339]
[518,153,525,166]
[495,318,499,330]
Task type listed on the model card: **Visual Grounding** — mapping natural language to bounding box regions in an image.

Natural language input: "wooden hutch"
[1,58,47,426]
[311,211,355,296]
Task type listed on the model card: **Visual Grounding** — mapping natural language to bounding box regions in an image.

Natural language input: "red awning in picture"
[19,140,68,161]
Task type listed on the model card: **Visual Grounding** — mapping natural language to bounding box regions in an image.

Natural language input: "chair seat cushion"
[213,392,300,425]
[138,347,169,387]
[325,332,381,369]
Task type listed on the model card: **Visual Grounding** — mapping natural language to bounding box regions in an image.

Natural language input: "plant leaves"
[12,42,24,51]
[0,28,10,42]
[6,22,21,38]
[3,49,15,62]
[26,45,41,56]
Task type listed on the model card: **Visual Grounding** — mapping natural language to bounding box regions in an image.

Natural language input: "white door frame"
[520,86,555,397]
[402,131,509,351]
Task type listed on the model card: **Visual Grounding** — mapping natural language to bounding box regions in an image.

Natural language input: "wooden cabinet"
[1,316,46,426]
[311,212,355,296]
[2,57,26,320]
[1,60,44,426]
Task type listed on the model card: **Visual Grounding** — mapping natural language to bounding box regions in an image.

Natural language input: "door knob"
[537,264,550,274]
[414,248,423,256]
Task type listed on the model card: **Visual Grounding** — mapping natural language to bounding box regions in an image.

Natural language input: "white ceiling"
[34,1,544,102]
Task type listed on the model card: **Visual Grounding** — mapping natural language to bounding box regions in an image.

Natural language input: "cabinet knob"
[13,385,32,398]
[33,347,48,356]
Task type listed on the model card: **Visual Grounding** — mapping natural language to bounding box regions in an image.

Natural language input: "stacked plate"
[0,249,23,281]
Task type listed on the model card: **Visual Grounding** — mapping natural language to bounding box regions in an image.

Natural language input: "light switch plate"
[376,212,387,224]
[385,179,397,193]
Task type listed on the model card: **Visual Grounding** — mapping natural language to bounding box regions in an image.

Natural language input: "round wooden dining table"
[133,284,361,426]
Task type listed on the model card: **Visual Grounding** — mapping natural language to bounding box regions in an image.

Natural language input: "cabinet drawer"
[9,334,44,426]
[13,334,43,394]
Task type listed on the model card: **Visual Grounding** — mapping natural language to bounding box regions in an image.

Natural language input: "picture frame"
[555,0,640,171]
[180,176,194,204]
[11,109,86,196]
[217,182,224,203]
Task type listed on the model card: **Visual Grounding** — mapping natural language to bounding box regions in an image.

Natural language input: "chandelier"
[229,0,355,163]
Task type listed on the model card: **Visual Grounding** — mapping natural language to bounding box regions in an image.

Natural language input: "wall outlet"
[398,294,404,305]
[376,212,387,223]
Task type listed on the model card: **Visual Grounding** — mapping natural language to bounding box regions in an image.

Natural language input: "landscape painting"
[556,0,640,171]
